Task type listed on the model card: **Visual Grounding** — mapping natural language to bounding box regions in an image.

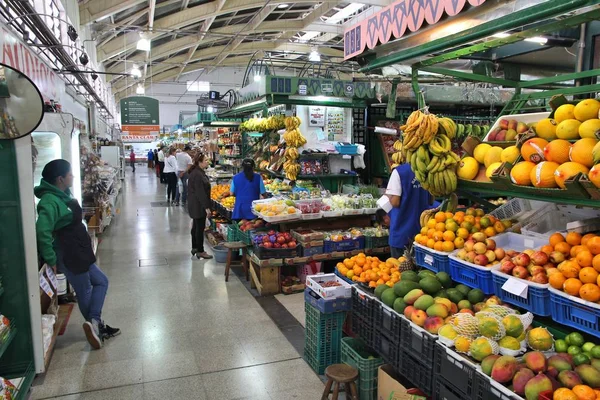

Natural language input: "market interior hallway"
[31,165,325,400]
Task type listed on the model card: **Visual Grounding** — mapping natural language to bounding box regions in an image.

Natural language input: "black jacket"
[188,167,211,218]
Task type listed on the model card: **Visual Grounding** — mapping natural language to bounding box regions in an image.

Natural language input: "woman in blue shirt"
[230,159,266,220]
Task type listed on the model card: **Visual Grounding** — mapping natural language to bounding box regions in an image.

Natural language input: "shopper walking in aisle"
[129,150,136,173]
[385,163,432,258]
[188,153,213,259]
[147,148,154,169]
[157,146,166,183]
[34,160,119,350]
[175,144,193,206]
[230,159,267,220]
[163,147,179,205]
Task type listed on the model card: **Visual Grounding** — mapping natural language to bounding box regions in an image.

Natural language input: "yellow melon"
[574,99,600,122]
[473,144,491,164]
[484,146,503,168]
[530,161,560,188]
[535,118,558,140]
[486,162,502,180]
[556,119,582,140]
[554,162,589,189]
[555,104,576,123]
[570,138,598,168]
[521,138,548,164]
[543,139,572,164]
[510,161,536,186]
[578,119,600,139]
[457,157,479,180]
[501,146,520,164]
[589,164,600,188]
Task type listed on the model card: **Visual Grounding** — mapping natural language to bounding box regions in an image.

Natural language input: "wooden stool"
[224,242,249,282]
[321,364,359,400]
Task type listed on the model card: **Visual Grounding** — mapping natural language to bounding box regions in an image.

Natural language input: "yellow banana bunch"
[393,140,403,152]
[437,117,457,139]
[284,147,299,161]
[284,116,302,130]
[400,111,439,150]
[284,161,301,180]
[391,151,404,164]
[283,128,307,147]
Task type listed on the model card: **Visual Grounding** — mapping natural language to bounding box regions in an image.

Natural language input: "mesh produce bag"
[469,336,500,362]
[476,312,506,341]
[451,314,479,338]
[483,305,519,318]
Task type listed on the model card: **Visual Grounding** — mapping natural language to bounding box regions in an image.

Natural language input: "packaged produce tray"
[483,111,549,142]
[256,210,302,223]
[252,244,299,259]
[306,273,353,299]
[304,288,351,314]
[322,210,344,218]
[413,242,450,274]
[291,229,324,242]
[434,343,479,400]
[343,209,364,216]
[491,268,550,316]
[324,237,365,253]
[399,316,437,369]
[549,286,600,339]
[340,337,384,400]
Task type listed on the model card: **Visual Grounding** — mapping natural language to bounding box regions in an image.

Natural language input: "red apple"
[485,239,496,250]
[268,230,276,236]
[514,253,531,267]
[281,244,288,248]
[288,241,297,248]
[464,240,476,252]
[549,251,565,264]
[531,273,548,284]
[474,254,489,266]
[485,250,497,263]
[512,266,529,279]
[465,251,476,264]
[499,119,509,130]
[500,260,516,274]
[531,251,549,266]
[273,243,282,248]
[283,233,292,241]
[529,265,545,276]
[506,250,518,258]
[474,242,487,255]
[277,236,286,244]
[263,236,271,244]
[494,248,506,260]
[264,242,273,248]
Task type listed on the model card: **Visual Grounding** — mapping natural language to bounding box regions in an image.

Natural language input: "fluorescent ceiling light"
[277,3,289,8]
[525,36,548,44]
[492,32,510,39]
[137,37,151,52]
[326,3,364,24]
[309,49,321,62]
[207,106,214,112]
[136,85,145,94]
[254,75,262,82]
[297,31,320,43]
[131,65,142,78]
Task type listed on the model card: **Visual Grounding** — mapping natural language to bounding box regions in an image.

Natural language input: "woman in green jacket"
[35,159,119,350]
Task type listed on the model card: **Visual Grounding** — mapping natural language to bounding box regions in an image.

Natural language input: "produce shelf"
[0,327,16,361]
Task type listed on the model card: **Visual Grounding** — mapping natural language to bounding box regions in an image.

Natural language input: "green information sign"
[120,96,160,126]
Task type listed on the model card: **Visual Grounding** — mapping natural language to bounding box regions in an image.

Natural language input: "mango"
[438,324,458,340]
[478,316,501,339]
[524,373,552,400]
[419,276,442,295]
[527,327,554,351]
[498,336,521,350]
[523,351,547,374]
[502,314,524,338]
[575,364,600,387]
[403,305,415,319]
[414,294,434,311]
[434,297,452,310]
[512,368,534,396]
[481,355,501,376]
[393,298,408,315]
[470,337,495,362]
[491,356,518,383]
[393,280,420,298]
[590,358,600,371]
[548,355,573,373]
[404,289,424,305]
[546,366,558,379]
[426,303,448,318]
[457,299,472,310]
[557,370,582,389]
[424,316,444,335]
[473,302,487,312]
[411,309,427,327]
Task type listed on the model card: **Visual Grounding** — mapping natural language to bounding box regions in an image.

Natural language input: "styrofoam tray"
[343,209,364,216]
[322,210,343,218]
[306,273,353,299]
[483,112,550,141]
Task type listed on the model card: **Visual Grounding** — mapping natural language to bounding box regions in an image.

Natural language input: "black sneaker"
[100,323,121,339]
[191,248,198,256]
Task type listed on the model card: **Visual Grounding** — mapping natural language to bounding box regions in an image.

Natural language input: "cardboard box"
[378,365,412,400]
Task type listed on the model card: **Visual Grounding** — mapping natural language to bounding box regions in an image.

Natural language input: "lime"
[591,345,600,359]
[567,332,585,347]
[573,353,591,366]
[568,345,582,356]
[555,339,568,353]
[582,342,596,353]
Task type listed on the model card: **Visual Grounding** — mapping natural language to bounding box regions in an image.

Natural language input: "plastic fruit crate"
[489,198,533,221]
[373,302,401,344]
[398,350,434,396]
[303,301,346,375]
[372,330,400,370]
[399,316,436,368]
[252,244,299,259]
[474,371,522,400]
[434,343,479,400]
[341,337,384,400]
[365,235,389,249]
[238,226,270,245]
[413,242,450,274]
[491,268,550,316]
[549,286,600,339]
[304,288,351,314]
[324,237,365,253]
[351,287,377,347]
[334,269,355,285]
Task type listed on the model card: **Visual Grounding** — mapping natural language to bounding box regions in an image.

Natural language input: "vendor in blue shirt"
[386,163,433,259]
[230,159,267,220]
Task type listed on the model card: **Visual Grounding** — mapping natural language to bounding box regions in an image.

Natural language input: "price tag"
[45,266,58,289]
[502,277,528,299]
[424,255,434,265]
[39,274,54,298]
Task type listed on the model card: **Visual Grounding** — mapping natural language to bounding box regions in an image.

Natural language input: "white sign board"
[308,106,325,127]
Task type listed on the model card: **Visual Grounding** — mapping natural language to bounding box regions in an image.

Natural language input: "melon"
[501,146,520,164]
[457,157,479,180]
[544,139,572,164]
[530,161,560,188]
[486,162,502,180]
[554,162,589,189]
[578,119,600,139]
[555,104,576,123]
[535,118,557,140]
[510,161,536,186]
[521,138,548,164]
[484,146,503,168]
[574,99,600,122]
[569,138,598,168]
[473,144,492,164]
[556,119,582,140]
[589,164,600,188]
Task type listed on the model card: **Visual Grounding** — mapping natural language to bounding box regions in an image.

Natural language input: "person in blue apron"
[230,159,266,221]
[35,160,119,350]
[386,163,433,259]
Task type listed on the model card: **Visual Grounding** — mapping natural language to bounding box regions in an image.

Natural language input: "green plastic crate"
[304,301,346,375]
[226,224,239,242]
[341,337,384,400]
[237,226,270,245]
[365,235,389,249]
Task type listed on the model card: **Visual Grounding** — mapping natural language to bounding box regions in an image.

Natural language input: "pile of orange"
[546,232,600,303]
[211,184,230,200]
[553,385,600,400]
[414,208,512,253]
[335,254,402,288]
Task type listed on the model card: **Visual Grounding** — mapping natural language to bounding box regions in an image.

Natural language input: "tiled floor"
[31,166,324,400]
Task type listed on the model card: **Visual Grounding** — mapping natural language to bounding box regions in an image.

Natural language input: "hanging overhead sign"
[120,96,160,135]
[344,0,488,60]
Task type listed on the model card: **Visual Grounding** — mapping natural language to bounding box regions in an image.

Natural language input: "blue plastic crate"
[301,245,324,257]
[334,269,355,285]
[305,288,351,314]
[492,269,550,316]
[335,143,359,155]
[324,237,365,253]
[413,242,450,274]
[448,257,495,295]
[549,287,600,339]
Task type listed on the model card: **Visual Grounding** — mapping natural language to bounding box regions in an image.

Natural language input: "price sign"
[502,277,528,299]
[424,255,434,265]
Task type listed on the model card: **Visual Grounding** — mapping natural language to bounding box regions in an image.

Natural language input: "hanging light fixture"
[136,84,145,94]
[67,25,78,41]
[131,65,142,78]
[309,47,321,62]
[137,32,151,52]
[207,106,214,113]
[79,49,89,66]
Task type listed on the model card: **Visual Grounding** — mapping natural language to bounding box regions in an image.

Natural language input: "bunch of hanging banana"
[419,207,440,228]
[437,117,457,139]
[283,129,307,147]
[400,110,439,150]
[390,139,404,168]
[284,147,299,160]
[284,116,301,130]
[283,161,301,180]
